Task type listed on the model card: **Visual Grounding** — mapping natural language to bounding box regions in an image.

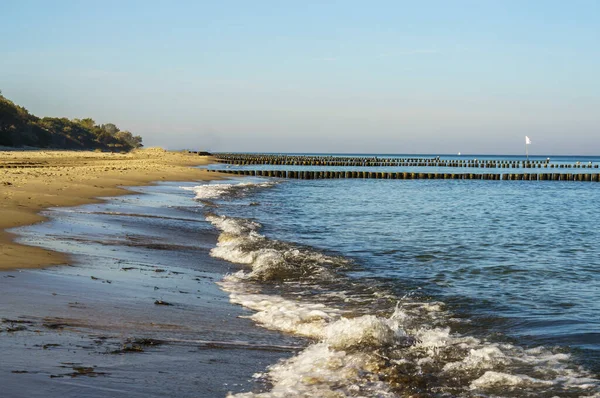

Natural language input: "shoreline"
[1,179,298,397]
[0,148,222,270]
[3,158,599,396]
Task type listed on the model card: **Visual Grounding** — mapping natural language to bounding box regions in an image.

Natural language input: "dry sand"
[0,148,219,270]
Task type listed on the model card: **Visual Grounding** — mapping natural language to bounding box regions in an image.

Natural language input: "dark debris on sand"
[1,318,34,333]
[109,338,164,354]
[43,322,68,330]
[50,365,108,378]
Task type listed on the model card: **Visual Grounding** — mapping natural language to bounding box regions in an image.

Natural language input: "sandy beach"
[4,2,599,395]
[0,148,218,270]
[0,151,300,397]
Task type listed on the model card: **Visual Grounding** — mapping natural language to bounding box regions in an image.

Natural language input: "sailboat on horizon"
[526,136,532,160]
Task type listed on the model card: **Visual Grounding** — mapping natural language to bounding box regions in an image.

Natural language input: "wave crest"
[208,214,346,282]
[183,181,276,200]
[197,197,600,396]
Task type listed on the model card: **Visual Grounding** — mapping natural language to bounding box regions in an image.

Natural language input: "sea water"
[188,155,600,397]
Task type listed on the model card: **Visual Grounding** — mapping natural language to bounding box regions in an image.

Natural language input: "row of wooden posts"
[216,161,597,169]
[214,154,597,169]
[208,169,600,182]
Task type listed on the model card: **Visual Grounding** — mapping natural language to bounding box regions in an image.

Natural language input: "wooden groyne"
[213,154,598,169]
[208,169,600,182]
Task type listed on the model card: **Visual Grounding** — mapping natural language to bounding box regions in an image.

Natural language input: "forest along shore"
[0,148,220,269]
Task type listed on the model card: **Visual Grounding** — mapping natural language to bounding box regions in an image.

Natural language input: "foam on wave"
[229,343,398,398]
[219,281,341,338]
[220,281,409,397]
[207,214,345,282]
[182,181,275,200]
[204,210,600,396]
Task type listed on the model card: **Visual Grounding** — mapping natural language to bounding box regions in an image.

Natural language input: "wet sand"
[0,150,299,396]
[0,182,301,397]
[0,148,219,269]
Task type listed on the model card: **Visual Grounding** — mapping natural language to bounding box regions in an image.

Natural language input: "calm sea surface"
[193,154,600,397]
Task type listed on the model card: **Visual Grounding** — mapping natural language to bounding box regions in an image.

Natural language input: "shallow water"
[192,158,600,397]
[1,182,301,398]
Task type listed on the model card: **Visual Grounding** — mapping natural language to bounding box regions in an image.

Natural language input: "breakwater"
[208,169,600,181]
[214,154,598,169]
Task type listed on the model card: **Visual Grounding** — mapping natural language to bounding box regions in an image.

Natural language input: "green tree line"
[0,91,143,150]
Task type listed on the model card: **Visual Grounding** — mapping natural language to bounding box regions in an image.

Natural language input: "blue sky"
[1,0,599,154]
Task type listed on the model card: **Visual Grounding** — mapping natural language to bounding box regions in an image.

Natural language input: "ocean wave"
[206,213,600,397]
[220,281,409,397]
[207,214,346,282]
[230,343,399,398]
[182,181,276,201]
[219,281,342,339]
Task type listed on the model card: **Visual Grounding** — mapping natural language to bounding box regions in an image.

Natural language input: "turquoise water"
[193,155,600,397]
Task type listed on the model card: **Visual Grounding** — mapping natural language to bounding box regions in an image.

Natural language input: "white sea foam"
[412,327,478,356]
[229,343,398,398]
[219,278,412,397]
[411,326,599,394]
[182,183,236,199]
[182,181,275,200]
[220,279,408,348]
[323,310,408,351]
[470,371,554,389]
[206,214,261,235]
[207,214,343,281]
[222,293,408,397]
[205,214,600,396]
[443,346,510,372]
[219,280,342,338]
[221,288,600,396]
